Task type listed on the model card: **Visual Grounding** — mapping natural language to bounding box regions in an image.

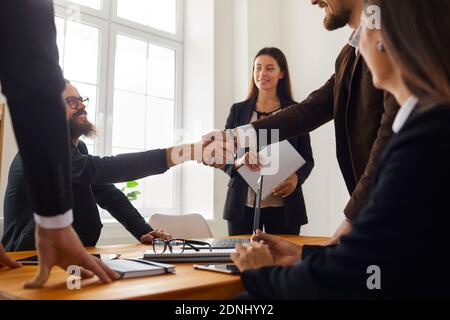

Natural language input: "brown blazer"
[251,44,399,221]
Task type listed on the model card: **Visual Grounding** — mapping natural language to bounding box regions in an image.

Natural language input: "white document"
[238,140,306,200]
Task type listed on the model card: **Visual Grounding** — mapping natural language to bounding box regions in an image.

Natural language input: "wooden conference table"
[0,235,329,300]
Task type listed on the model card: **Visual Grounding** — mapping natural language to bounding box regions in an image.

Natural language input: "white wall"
[212,0,286,237]
[182,0,215,223]
[212,0,235,236]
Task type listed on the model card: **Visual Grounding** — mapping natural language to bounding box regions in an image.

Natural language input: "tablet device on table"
[16,253,121,265]
[193,263,240,275]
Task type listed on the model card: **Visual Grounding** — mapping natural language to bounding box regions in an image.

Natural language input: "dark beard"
[323,8,352,31]
[69,110,96,140]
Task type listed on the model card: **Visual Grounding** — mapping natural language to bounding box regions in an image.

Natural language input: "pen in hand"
[251,229,264,243]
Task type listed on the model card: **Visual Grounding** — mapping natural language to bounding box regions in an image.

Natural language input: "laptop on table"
[198,175,263,249]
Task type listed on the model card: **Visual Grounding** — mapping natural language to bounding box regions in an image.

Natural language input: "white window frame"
[54,5,110,157]
[107,23,183,216]
[111,0,184,43]
[55,0,111,20]
[54,0,183,219]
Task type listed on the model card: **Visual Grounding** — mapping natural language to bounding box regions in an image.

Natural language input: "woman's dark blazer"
[222,96,315,227]
[240,102,450,299]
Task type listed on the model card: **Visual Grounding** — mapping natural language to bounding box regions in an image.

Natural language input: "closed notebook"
[143,249,235,262]
[103,258,175,279]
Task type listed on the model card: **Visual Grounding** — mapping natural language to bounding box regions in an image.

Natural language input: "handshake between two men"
[185,126,269,171]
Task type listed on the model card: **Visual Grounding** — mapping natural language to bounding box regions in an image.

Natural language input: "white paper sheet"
[237,140,306,200]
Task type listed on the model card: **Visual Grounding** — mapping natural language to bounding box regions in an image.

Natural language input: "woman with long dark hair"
[231,0,450,299]
[222,47,314,236]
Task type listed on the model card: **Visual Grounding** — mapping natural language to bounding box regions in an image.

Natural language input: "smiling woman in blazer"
[222,47,314,236]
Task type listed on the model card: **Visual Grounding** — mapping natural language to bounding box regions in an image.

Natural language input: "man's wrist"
[36,224,72,233]
[33,210,73,229]
[233,125,257,149]
[166,143,200,167]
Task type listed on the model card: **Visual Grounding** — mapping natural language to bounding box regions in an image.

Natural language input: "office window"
[54,1,182,218]
[116,0,177,34]
[55,16,100,155]
[112,33,176,210]
[69,0,102,10]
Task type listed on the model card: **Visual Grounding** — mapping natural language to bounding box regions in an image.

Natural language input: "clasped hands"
[166,130,236,169]
[199,130,237,169]
[199,129,259,169]
[200,130,299,197]
[170,129,263,170]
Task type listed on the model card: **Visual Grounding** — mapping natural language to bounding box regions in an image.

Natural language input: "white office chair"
[149,213,213,239]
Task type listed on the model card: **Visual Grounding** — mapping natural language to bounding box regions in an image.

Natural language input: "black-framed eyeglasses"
[152,239,212,254]
[65,96,89,110]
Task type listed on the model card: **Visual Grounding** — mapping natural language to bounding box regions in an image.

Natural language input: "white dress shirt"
[34,209,73,229]
[348,25,362,53]
[392,96,419,133]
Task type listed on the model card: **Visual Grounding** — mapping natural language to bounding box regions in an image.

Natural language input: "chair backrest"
[149,213,213,239]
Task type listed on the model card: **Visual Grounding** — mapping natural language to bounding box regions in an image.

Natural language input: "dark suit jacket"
[222,96,314,227]
[2,141,169,251]
[0,0,72,216]
[251,45,399,221]
[241,103,450,299]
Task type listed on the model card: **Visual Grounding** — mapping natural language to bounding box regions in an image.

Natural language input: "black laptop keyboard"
[210,238,250,249]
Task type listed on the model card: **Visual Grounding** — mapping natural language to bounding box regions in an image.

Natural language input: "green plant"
[120,180,141,201]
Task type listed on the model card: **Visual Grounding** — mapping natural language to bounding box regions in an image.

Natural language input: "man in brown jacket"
[204,0,399,244]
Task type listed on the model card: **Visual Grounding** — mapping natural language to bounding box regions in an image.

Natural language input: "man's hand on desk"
[0,244,22,269]
[251,230,302,266]
[24,225,120,289]
[139,229,172,244]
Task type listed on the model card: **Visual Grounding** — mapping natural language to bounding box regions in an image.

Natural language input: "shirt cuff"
[233,124,257,149]
[33,210,73,229]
